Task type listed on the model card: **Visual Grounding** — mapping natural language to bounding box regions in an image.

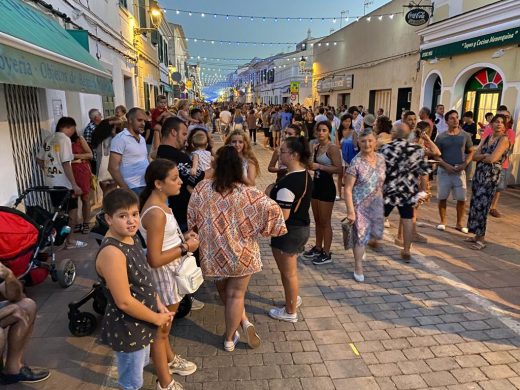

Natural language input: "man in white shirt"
[314,107,328,123]
[434,104,448,137]
[219,106,232,135]
[108,107,149,195]
[348,106,363,132]
[37,117,86,249]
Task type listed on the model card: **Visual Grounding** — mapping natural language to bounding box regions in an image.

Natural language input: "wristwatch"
[180,243,188,256]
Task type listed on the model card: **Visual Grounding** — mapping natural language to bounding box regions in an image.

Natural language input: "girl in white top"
[189,131,213,175]
[225,129,260,186]
[139,159,200,390]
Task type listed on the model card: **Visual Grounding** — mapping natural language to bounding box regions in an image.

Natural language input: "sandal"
[470,241,486,251]
[489,209,502,218]
[81,223,90,234]
[464,237,478,243]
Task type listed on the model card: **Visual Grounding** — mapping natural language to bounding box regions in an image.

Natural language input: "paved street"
[11,133,520,390]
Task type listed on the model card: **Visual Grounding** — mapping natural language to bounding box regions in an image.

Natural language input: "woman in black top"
[269,136,313,323]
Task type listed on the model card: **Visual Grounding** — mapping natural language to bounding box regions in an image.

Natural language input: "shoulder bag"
[175,228,204,295]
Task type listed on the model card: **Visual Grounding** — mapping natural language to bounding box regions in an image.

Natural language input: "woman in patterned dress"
[466,114,510,250]
[187,146,287,352]
[344,129,386,282]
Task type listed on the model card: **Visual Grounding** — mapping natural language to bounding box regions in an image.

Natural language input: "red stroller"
[0,186,76,288]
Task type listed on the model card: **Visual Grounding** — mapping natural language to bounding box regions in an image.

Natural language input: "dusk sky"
[159,0,391,81]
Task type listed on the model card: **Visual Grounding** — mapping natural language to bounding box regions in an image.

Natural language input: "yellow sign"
[186,80,193,90]
[290,81,300,93]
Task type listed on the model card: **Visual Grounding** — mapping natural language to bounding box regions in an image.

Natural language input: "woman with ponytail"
[268,136,313,323]
[139,159,199,390]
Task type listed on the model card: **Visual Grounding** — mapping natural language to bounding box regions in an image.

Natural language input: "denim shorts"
[115,344,150,390]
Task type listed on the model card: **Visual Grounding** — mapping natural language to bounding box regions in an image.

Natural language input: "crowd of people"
[3,95,513,389]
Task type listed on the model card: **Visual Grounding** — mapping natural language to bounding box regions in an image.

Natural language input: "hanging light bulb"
[176,10,179,14]
[201,13,205,17]
[389,14,394,19]
[188,12,192,16]
[333,18,337,23]
[378,15,383,21]
[366,17,371,22]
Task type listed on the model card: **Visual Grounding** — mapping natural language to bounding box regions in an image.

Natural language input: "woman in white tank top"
[140,159,200,390]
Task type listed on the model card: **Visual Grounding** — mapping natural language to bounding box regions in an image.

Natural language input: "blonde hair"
[191,131,208,149]
[224,129,260,177]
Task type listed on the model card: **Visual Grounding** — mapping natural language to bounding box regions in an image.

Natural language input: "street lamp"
[299,56,306,72]
[134,1,163,35]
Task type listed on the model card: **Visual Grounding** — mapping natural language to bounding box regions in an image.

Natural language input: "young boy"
[95,189,174,390]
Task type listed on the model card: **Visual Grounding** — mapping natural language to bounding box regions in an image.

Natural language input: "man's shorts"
[384,204,414,219]
[437,167,466,201]
[115,344,150,390]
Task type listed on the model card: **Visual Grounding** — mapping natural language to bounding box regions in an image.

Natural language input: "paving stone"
[301,340,318,352]
[250,365,282,380]
[355,340,386,353]
[325,359,371,379]
[368,363,402,377]
[403,347,435,360]
[218,366,251,381]
[480,364,517,379]
[285,331,313,341]
[300,377,335,390]
[361,329,391,341]
[311,363,329,377]
[203,355,234,368]
[433,334,465,345]
[430,345,463,357]
[391,374,427,389]
[456,342,491,354]
[300,306,336,319]
[382,338,412,350]
[261,352,293,365]
[478,379,517,390]
[375,350,408,363]
[268,378,303,390]
[318,343,356,360]
[292,351,323,365]
[408,336,439,347]
[311,330,350,345]
[305,317,343,331]
[397,360,432,375]
[274,341,304,353]
[377,377,399,390]
[426,357,460,371]
[388,328,416,339]
[446,383,483,390]
[450,367,487,383]
[333,376,380,389]
[455,355,490,368]
[481,351,517,365]
[421,371,458,387]
[280,364,313,378]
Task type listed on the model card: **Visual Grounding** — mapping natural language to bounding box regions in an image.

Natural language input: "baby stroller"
[68,211,193,337]
[0,186,76,288]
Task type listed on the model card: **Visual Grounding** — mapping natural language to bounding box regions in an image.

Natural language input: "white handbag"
[174,228,204,295]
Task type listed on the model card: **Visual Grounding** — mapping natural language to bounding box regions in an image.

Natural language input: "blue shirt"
[281,112,293,129]
[341,136,358,164]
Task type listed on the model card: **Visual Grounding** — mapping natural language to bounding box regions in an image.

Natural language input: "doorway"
[396,88,412,121]
[463,68,503,124]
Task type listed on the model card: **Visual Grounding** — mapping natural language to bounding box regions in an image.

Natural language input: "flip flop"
[455,226,469,234]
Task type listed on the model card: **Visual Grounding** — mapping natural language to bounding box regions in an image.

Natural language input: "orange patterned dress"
[187,180,287,278]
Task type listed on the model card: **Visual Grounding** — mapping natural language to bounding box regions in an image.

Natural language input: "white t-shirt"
[38,132,74,189]
[314,114,327,123]
[110,129,149,189]
[353,115,363,132]
[219,110,232,125]
[435,113,448,135]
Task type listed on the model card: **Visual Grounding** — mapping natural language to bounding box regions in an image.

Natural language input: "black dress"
[467,136,507,237]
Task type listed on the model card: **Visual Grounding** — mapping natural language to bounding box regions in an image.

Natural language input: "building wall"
[312,0,425,117]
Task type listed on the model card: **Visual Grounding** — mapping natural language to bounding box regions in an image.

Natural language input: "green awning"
[161,82,173,93]
[0,0,114,95]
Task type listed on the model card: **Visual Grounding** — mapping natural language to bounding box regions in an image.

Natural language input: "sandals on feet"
[464,237,478,243]
[470,241,486,251]
[81,223,90,234]
[400,250,411,263]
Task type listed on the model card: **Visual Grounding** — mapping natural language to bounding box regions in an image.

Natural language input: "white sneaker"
[242,321,261,349]
[156,379,184,390]
[169,354,197,376]
[436,224,446,231]
[296,295,302,308]
[224,331,240,352]
[269,306,298,323]
[353,273,365,283]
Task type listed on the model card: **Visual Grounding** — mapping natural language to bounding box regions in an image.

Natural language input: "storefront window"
[463,68,503,124]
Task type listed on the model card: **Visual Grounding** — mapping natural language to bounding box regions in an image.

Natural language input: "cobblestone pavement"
[10,132,520,390]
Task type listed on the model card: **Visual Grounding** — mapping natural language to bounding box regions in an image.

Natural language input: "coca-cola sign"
[405,8,429,26]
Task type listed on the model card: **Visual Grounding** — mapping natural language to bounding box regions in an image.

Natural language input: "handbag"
[341,217,354,250]
[174,228,204,295]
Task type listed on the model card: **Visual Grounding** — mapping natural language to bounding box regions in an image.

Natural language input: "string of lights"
[172,36,338,47]
[159,7,402,23]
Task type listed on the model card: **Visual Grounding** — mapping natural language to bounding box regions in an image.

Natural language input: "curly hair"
[224,129,260,177]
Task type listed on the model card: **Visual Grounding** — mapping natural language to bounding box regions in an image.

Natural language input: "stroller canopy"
[0,206,40,259]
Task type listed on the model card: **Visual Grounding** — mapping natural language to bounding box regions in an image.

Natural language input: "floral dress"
[346,154,386,245]
[467,136,508,237]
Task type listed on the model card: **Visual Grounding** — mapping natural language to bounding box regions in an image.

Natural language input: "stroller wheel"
[175,295,192,319]
[69,312,97,337]
[57,258,76,288]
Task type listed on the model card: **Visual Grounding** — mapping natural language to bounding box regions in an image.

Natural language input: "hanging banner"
[290,81,300,93]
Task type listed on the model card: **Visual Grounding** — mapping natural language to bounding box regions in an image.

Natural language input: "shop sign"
[0,44,113,96]
[290,81,300,93]
[317,74,354,93]
[421,27,520,60]
[405,8,430,26]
